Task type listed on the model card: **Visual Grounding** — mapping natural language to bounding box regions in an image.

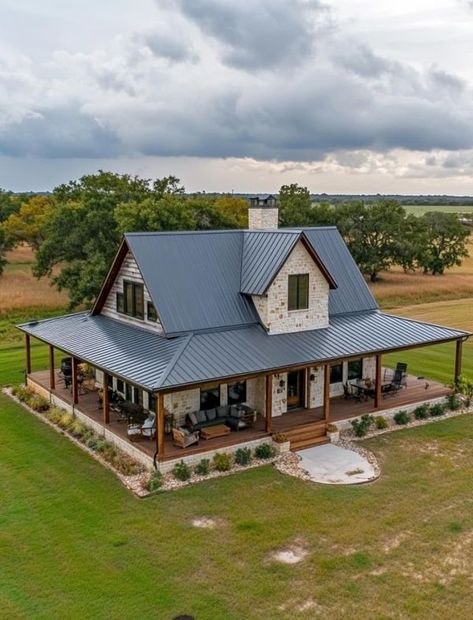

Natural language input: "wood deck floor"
[27,369,450,462]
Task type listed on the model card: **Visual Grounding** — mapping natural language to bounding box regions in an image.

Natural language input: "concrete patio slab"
[297,444,376,485]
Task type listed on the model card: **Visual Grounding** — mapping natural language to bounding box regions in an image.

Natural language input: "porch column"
[323,363,330,421]
[49,345,55,390]
[374,354,382,408]
[455,339,463,383]
[265,374,272,433]
[306,367,311,409]
[156,392,165,460]
[72,357,79,405]
[25,334,31,375]
[103,372,110,424]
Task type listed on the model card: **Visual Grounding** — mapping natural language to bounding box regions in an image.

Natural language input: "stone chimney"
[248,195,279,230]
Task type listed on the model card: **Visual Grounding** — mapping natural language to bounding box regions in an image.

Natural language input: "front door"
[287,370,305,410]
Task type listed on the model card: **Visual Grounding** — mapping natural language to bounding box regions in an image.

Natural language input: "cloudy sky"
[1,0,473,194]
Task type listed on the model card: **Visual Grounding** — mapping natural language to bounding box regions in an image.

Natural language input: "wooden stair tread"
[290,436,329,450]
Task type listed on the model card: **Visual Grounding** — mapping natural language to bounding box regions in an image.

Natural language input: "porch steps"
[283,422,329,451]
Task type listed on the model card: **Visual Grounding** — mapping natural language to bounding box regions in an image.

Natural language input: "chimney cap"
[248,194,279,208]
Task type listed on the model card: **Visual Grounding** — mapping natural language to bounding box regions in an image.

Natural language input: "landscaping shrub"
[235,447,252,466]
[452,375,473,407]
[445,394,461,411]
[86,436,99,451]
[350,414,374,437]
[172,460,191,481]
[194,458,210,476]
[393,410,411,425]
[254,443,276,459]
[111,454,140,476]
[374,416,388,430]
[147,470,163,492]
[70,420,88,438]
[12,385,31,402]
[28,395,50,412]
[57,413,74,430]
[272,433,287,443]
[430,403,446,417]
[414,404,430,420]
[326,423,338,433]
[46,408,64,425]
[213,452,233,472]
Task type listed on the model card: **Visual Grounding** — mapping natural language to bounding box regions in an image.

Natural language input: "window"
[107,374,113,388]
[227,381,246,405]
[148,392,156,413]
[330,362,343,384]
[116,379,124,394]
[133,388,143,406]
[288,274,309,311]
[123,281,144,319]
[125,383,132,401]
[147,301,158,322]
[347,359,363,381]
[116,292,124,314]
[200,385,220,410]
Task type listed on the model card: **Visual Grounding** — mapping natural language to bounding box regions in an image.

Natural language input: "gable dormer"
[250,238,332,334]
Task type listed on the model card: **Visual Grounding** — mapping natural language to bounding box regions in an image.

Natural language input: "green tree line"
[0,174,469,308]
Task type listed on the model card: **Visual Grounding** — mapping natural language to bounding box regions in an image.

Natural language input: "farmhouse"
[19,197,470,471]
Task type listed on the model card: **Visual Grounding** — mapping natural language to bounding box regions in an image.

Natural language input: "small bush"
[414,404,430,420]
[213,452,233,472]
[147,470,163,492]
[12,385,31,402]
[430,403,446,417]
[28,396,50,412]
[86,436,99,451]
[94,437,109,453]
[272,432,287,443]
[445,394,461,411]
[172,460,191,481]
[46,408,65,424]
[57,413,74,430]
[326,423,338,433]
[374,416,388,430]
[70,420,88,437]
[350,414,374,437]
[194,459,210,476]
[393,410,411,425]
[100,443,118,462]
[112,454,140,476]
[235,447,252,466]
[254,443,276,460]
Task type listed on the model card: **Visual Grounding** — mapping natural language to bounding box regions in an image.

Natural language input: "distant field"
[403,204,473,216]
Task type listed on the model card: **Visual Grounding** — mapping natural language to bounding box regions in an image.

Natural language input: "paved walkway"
[296,444,377,485]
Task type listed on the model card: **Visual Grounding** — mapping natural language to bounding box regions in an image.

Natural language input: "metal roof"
[240,231,299,294]
[17,313,187,391]
[123,227,377,335]
[160,311,468,388]
[18,311,468,392]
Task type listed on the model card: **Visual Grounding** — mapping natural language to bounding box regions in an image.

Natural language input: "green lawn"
[403,204,473,216]
[1,393,472,618]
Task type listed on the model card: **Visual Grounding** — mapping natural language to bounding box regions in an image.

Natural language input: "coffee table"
[201,424,231,440]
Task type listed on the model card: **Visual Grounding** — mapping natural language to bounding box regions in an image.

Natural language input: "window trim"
[288,273,309,311]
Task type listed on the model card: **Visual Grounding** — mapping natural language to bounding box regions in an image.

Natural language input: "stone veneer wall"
[101,251,164,334]
[248,207,279,230]
[251,241,329,334]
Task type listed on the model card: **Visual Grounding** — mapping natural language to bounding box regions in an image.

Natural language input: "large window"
[120,281,144,319]
[288,274,309,311]
[347,359,363,380]
[200,385,220,410]
[330,362,343,384]
[227,381,246,405]
[147,301,158,322]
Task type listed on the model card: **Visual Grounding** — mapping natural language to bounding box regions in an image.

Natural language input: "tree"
[279,183,313,227]
[3,195,56,250]
[417,212,470,275]
[334,201,407,282]
[0,227,8,276]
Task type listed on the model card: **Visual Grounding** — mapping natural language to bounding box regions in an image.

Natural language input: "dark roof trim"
[91,238,129,315]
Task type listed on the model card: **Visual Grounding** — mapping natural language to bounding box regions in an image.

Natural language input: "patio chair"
[172,427,200,449]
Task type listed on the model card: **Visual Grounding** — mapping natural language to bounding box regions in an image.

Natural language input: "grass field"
[403,204,473,216]
[1,392,473,618]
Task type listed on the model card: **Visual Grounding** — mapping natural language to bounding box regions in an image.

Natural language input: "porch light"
[279,379,285,388]
[309,374,316,381]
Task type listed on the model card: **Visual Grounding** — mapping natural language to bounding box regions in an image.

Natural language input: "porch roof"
[18,310,469,392]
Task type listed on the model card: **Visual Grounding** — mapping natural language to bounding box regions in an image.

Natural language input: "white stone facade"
[252,241,330,334]
[248,207,279,230]
[102,252,164,334]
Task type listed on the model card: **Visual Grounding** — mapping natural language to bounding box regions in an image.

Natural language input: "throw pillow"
[188,412,198,426]
[206,408,217,421]
[196,410,207,424]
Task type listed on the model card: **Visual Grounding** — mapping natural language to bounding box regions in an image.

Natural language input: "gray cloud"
[171,0,325,70]
[136,29,198,63]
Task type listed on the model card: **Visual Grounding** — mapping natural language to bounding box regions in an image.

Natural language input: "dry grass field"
[369,238,473,309]
[0,245,67,313]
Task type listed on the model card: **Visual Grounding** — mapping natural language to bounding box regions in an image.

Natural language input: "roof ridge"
[154,332,194,389]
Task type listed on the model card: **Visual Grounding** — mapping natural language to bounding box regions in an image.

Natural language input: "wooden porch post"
[265,374,272,433]
[103,372,110,424]
[375,354,382,408]
[306,367,311,409]
[25,334,31,376]
[323,363,330,421]
[157,392,165,460]
[455,339,463,383]
[72,357,79,405]
[49,345,55,390]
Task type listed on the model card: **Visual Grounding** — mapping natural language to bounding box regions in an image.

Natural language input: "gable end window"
[116,292,124,314]
[147,301,158,322]
[122,281,144,319]
[288,274,309,311]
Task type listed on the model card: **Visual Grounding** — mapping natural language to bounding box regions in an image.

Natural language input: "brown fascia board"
[91,238,129,315]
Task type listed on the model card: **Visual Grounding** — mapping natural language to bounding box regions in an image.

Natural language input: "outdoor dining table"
[348,379,391,400]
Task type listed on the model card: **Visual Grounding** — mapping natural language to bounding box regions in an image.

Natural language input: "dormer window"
[288,274,309,311]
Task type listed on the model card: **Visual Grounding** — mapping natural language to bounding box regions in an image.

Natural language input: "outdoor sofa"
[186,404,255,433]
